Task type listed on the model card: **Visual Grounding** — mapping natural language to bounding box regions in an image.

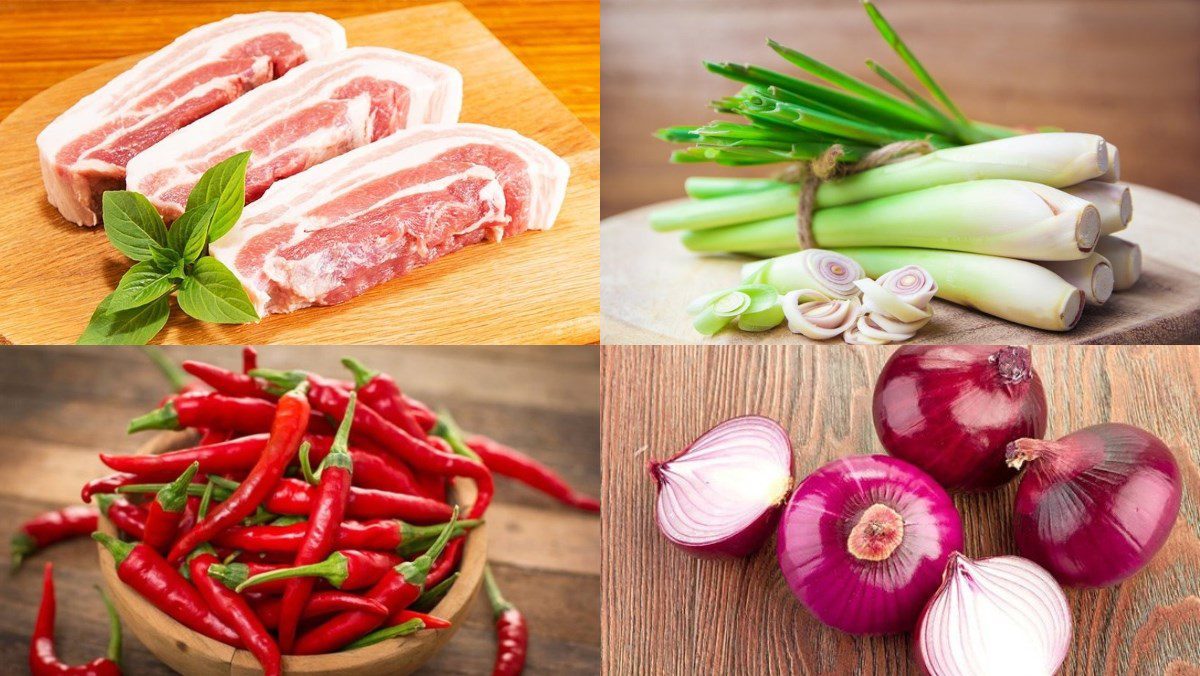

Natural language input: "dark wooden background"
[602,345,1200,674]
[0,346,600,674]
[600,0,1200,217]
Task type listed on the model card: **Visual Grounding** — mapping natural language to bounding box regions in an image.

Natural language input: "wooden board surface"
[601,185,1200,344]
[601,345,1200,674]
[599,0,1200,218]
[0,346,601,674]
[0,2,599,345]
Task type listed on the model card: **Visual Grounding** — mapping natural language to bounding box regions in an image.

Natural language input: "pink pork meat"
[127,47,462,221]
[37,12,346,226]
[210,123,570,316]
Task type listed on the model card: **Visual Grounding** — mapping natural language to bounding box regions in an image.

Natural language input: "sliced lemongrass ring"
[855,278,931,323]
[843,317,890,345]
[781,290,860,340]
[856,313,917,342]
[876,265,938,308]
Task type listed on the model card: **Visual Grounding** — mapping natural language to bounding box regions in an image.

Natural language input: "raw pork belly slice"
[211,123,570,316]
[127,47,462,221]
[37,12,346,226]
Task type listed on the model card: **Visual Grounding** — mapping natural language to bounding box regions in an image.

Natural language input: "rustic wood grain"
[600,0,1200,217]
[0,346,601,674]
[601,345,1200,675]
[600,185,1200,344]
[0,2,599,345]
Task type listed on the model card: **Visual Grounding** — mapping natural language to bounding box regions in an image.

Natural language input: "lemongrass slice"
[855,278,931,323]
[834,247,1085,332]
[742,249,864,298]
[1063,181,1131,235]
[877,265,938,308]
[738,303,786,332]
[816,133,1109,208]
[1097,144,1120,183]
[855,313,917,343]
[867,309,929,335]
[781,290,860,340]
[1038,253,1114,305]
[1094,236,1142,291]
[843,317,890,345]
[688,284,778,336]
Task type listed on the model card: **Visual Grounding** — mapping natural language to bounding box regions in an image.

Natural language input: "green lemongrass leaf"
[692,306,734,336]
[78,293,171,345]
[187,151,250,242]
[861,0,967,123]
[738,302,786,332]
[655,126,703,143]
[864,59,960,136]
[177,257,258,324]
[103,191,168,261]
[108,260,178,312]
[168,199,217,263]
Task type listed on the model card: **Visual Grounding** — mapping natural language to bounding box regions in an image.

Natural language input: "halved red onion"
[873,345,1048,491]
[649,416,793,558]
[1008,422,1182,587]
[776,455,963,634]
[916,553,1072,675]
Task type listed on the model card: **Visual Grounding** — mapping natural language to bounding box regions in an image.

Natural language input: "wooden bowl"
[96,430,486,675]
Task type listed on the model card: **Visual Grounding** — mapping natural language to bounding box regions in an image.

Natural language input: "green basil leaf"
[177,256,258,324]
[103,191,167,261]
[77,293,171,345]
[187,151,250,243]
[168,199,216,262]
[149,242,182,270]
[108,261,178,312]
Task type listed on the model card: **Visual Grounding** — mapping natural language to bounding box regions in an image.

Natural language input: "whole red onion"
[776,455,963,634]
[650,416,793,558]
[873,345,1048,491]
[1008,422,1182,587]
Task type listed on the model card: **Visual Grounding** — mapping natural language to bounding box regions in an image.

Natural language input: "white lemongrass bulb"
[917,554,1072,676]
[816,132,1109,207]
[781,290,860,340]
[1097,144,1120,183]
[1094,235,1142,290]
[742,249,864,298]
[1063,181,1132,235]
[855,278,931,323]
[876,265,938,308]
[1038,253,1114,305]
[854,313,916,343]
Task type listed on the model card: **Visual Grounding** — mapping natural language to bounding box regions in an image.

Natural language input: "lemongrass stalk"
[651,185,796,232]
[741,249,864,298]
[1097,144,1120,183]
[685,180,1100,261]
[832,247,1085,331]
[815,133,1109,207]
[1038,253,1114,305]
[684,177,785,199]
[1063,181,1131,235]
[1094,235,1142,290]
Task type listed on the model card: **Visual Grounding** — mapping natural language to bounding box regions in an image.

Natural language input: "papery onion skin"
[1009,423,1182,587]
[650,416,793,558]
[916,553,1072,676]
[873,345,1048,491]
[776,455,963,634]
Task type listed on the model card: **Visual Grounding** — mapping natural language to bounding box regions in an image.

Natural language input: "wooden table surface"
[0,346,600,674]
[0,0,598,137]
[602,345,1200,674]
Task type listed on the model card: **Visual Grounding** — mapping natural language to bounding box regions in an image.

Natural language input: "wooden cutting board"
[602,185,1200,344]
[0,2,599,345]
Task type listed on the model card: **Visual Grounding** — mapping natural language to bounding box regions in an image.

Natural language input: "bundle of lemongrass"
[654,1,1142,336]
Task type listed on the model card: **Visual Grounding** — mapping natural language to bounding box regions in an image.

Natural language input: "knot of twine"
[777,140,934,250]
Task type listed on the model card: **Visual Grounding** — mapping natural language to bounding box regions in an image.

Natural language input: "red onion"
[873,345,1048,491]
[649,416,793,558]
[916,553,1072,675]
[1007,422,1182,587]
[776,455,962,634]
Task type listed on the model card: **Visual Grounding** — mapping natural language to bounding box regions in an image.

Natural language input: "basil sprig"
[78,152,258,344]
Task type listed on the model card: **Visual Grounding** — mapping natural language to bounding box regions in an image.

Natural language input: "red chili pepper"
[182,361,273,400]
[484,566,528,676]
[208,550,403,593]
[390,608,452,630]
[81,474,138,504]
[141,462,199,554]
[403,395,437,432]
[341,357,427,438]
[127,392,331,437]
[252,591,389,630]
[195,428,234,446]
[467,435,601,512]
[92,533,241,646]
[425,540,462,590]
[253,371,493,520]
[94,495,147,541]
[100,435,270,479]
[344,609,451,652]
[166,383,311,564]
[242,347,258,374]
[411,571,460,612]
[266,478,453,523]
[30,563,122,676]
[274,394,357,652]
[146,348,209,407]
[11,506,98,573]
[309,442,424,496]
[213,519,480,556]
[189,550,280,676]
[292,508,460,655]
